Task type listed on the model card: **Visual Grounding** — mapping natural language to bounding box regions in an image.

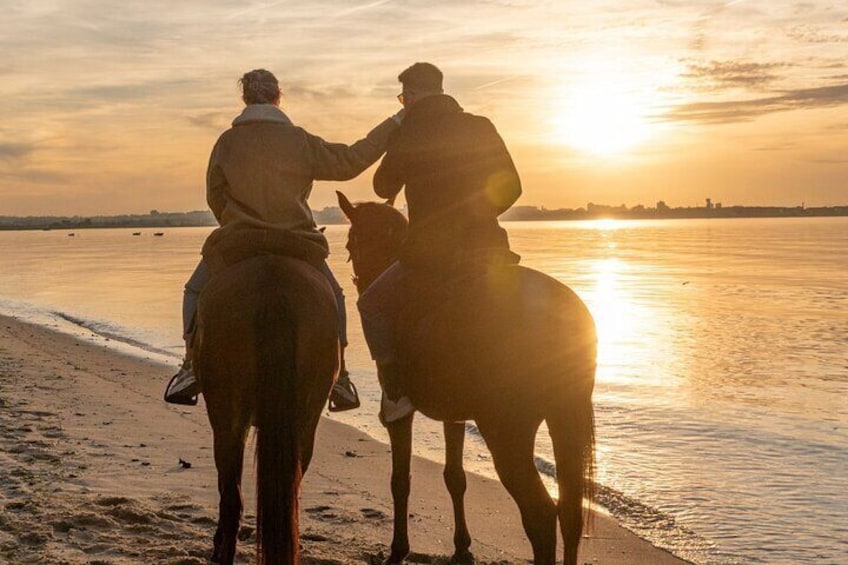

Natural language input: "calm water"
[1,218,846,565]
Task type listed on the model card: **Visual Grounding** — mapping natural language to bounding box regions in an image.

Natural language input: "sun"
[553,84,653,156]
[550,58,668,156]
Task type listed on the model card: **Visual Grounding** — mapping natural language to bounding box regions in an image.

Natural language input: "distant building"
[706,198,714,210]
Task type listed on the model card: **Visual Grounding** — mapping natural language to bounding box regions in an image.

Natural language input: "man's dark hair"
[398,62,443,92]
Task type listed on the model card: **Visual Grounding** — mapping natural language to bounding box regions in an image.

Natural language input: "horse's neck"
[354,255,396,294]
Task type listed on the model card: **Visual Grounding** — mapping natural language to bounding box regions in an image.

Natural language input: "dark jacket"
[373,95,521,269]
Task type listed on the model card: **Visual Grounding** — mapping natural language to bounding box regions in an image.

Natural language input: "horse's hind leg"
[211,419,249,565]
[477,415,556,565]
[547,387,595,565]
[385,414,414,565]
[443,421,472,564]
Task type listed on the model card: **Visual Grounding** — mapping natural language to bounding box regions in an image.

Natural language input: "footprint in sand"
[300,532,329,542]
[305,505,339,521]
[359,508,386,520]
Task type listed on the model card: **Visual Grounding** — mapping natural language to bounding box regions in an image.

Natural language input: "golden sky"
[2,1,847,215]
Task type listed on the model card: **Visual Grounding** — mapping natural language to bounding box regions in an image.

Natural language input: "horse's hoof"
[451,549,475,564]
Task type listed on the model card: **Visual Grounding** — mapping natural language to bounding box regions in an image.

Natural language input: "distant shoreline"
[502,204,848,222]
[1,204,846,231]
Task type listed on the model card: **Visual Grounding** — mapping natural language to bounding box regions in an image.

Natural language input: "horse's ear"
[336,191,356,220]
[385,195,397,207]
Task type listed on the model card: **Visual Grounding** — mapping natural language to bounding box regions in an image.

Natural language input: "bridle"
[345,213,407,291]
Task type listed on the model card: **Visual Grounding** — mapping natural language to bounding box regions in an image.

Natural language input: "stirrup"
[164,364,200,406]
[328,372,360,412]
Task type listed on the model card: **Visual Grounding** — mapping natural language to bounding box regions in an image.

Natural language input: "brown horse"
[193,255,339,565]
[338,191,597,565]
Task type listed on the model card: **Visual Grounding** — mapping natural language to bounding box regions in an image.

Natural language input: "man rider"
[357,62,522,423]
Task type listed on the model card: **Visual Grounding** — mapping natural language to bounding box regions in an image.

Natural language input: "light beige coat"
[204,104,398,257]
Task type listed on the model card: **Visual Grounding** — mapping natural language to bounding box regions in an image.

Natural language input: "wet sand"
[0,313,689,564]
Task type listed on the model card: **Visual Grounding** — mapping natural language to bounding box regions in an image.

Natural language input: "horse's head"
[337,191,408,294]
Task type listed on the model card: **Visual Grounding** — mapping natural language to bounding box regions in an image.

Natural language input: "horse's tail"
[547,356,596,565]
[254,288,301,565]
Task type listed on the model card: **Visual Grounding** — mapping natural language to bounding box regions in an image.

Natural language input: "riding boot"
[377,360,403,402]
[377,360,414,425]
[164,337,201,405]
[328,347,361,412]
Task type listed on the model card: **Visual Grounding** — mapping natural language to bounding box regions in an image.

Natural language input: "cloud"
[84,76,209,99]
[225,1,289,21]
[283,83,361,104]
[0,167,70,185]
[780,82,848,105]
[787,25,848,44]
[67,83,152,103]
[2,4,183,58]
[22,77,213,115]
[682,60,787,90]
[0,142,35,160]
[664,82,848,124]
[752,142,795,152]
[805,157,848,165]
[332,0,395,18]
[187,112,230,132]
[824,122,848,131]
[471,74,528,91]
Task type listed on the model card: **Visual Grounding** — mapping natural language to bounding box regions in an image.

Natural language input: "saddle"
[202,227,328,277]
[397,250,520,355]
[400,247,520,319]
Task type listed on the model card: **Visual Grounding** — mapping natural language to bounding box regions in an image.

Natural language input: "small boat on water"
[132,232,141,236]
[67,233,75,237]
[153,232,164,237]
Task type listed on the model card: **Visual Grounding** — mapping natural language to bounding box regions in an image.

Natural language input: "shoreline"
[0,313,690,564]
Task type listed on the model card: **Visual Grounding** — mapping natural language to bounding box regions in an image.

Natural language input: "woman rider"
[164,68,402,408]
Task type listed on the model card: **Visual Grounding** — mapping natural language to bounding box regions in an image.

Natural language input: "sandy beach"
[0,313,689,564]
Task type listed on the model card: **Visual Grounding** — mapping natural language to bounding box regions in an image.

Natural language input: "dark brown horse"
[193,255,339,565]
[338,192,597,565]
